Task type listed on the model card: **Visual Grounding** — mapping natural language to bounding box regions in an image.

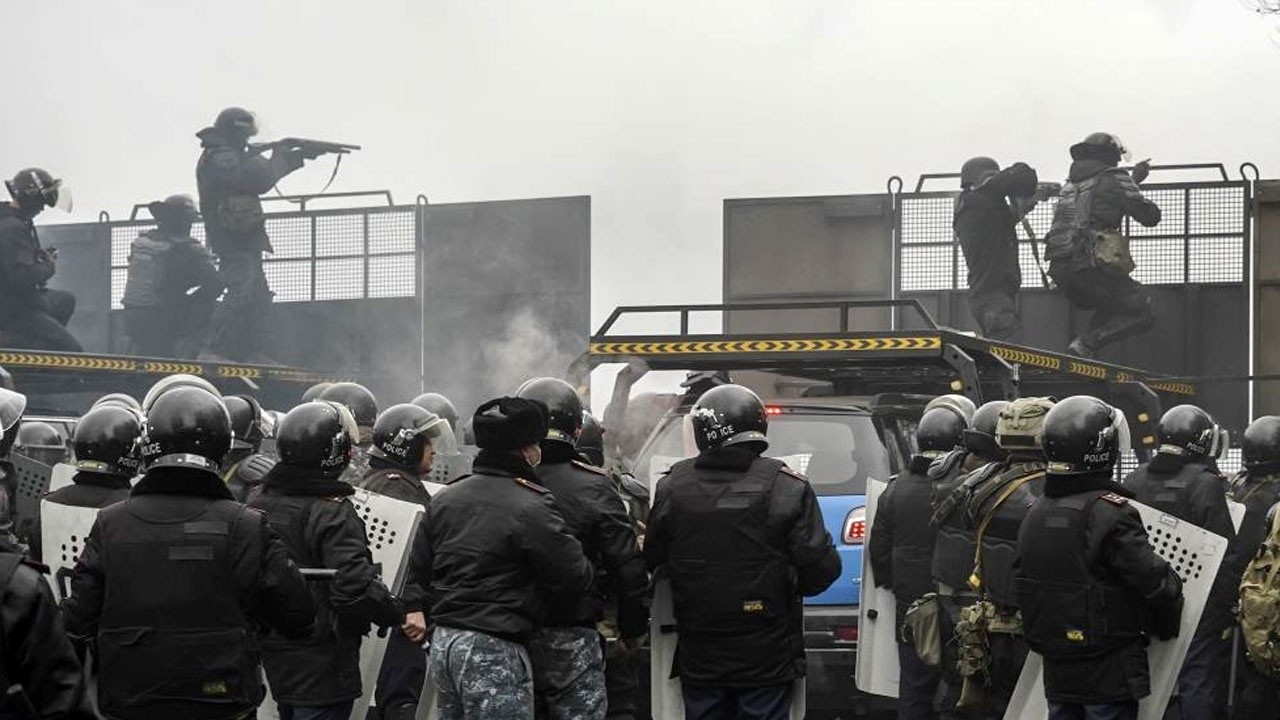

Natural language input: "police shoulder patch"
[1099,492,1129,506]
[571,459,610,477]
[779,465,808,482]
[514,477,550,494]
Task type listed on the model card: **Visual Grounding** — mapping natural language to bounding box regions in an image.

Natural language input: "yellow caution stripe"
[143,361,203,375]
[1147,381,1197,396]
[217,366,263,380]
[589,337,941,356]
[0,352,136,371]
[989,346,1061,371]
[1067,361,1108,380]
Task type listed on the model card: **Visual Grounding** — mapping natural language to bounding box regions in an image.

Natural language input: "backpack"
[1240,506,1280,677]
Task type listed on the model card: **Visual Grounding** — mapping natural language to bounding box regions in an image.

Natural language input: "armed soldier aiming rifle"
[195,107,361,364]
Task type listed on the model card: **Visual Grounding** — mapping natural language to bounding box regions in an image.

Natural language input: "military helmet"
[224,395,268,450]
[6,167,69,216]
[411,392,459,431]
[577,411,605,466]
[1158,404,1226,460]
[996,397,1056,453]
[369,403,454,469]
[1070,132,1129,164]
[143,373,221,414]
[960,157,1000,189]
[73,405,143,477]
[92,393,142,412]
[1242,416,1280,475]
[140,386,232,474]
[148,194,199,225]
[276,401,357,477]
[214,107,258,138]
[318,382,377,443]
[1043,396,1129,475]
[917,406,967,456]
[964,400,1010,459]
[14,421,67,466]
[690,384,768,452]
[925,394,976,427]
[0,388,27,458]
[515,377,583,445]
[301,382,332,403]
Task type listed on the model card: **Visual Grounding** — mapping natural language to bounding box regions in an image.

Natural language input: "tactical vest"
[932,462,1001,593]
[119,232,170,308]
[886,464,941,605]
[968,462,1044,609]
[1044,176,1099,262]
[661,457,797,637]
[928,449,970,516]
[225,452,277,503]
[93,497,264,716]
[1016,492,1146,657]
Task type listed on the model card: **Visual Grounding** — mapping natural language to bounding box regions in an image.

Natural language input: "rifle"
[248,137,361,156]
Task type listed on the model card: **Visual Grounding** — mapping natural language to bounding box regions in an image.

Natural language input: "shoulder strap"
[968,469,1045,593]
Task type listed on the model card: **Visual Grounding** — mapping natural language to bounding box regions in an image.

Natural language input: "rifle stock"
[249,137,361,155]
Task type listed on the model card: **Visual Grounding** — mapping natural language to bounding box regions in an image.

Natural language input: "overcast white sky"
[4,0,1277,397]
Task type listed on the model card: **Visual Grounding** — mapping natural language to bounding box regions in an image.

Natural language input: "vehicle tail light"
[765,406,783,416]
[842,506,866,545]
[833,624,859,642]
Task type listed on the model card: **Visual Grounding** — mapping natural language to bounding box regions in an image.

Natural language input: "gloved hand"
[1131,159,1151,185]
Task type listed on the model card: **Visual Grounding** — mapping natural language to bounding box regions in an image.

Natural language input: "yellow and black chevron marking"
[217,366,263,380]
[1148,381,1196,396]
[1116,371,1135,383]
[589,336,941,356]
[267,369,347,383]
[989,346,1060,371]
[0,352,136,371]
[143,361,203,375]
[1068,361,1108,380]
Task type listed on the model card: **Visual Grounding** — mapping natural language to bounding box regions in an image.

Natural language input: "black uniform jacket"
[644,445,841,687]
[248,464,404,706]
[869,454,938,617]
[535,443,649,638]
[360,456,432,510]
[0,202,54,304]
[403,450,593,641]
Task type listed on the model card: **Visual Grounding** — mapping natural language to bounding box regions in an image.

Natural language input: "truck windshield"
[634,409,890,496]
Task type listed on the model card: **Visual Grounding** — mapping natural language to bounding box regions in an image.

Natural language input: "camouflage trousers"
[430,626,535,720]
[528,626,607,720]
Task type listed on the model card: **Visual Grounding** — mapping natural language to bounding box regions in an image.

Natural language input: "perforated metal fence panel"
[108,207,416,308]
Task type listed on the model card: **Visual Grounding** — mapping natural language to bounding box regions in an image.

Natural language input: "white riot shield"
[426,452,473,487]
[1003,500,1229,720]
[650,575,806,719]
[10,453,53,542]
[47,462,77,493]
[39,500,101,602]
[855,478,900,697]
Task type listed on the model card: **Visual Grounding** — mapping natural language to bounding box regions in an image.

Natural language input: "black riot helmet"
[1069,132,1129,166]
[140,386,232,474]
[0,388,27,458]
[1157,404,1227,460]
[924,394,977,427]
[0,366,12,390]
[92,392,142,413]
[690,384,768,453]
[916,406,968,456]
[960,157,1000,189]
[142,373,221,414]
[411,392,459,431]
[1242,416,1280,475]
[577,411,605,466]
[224,395,268,451]
[370,403,454,470]
[964,400,1010,460]
[14,421,67,466]
[147,193,199,235]
[73,405,143,477]
[301,382,332,403]
[5,167,70,217]
[515,377,584,445]
[276,401,358,477]
[213,107,258,139]
[1043,395,1130,476]
[318,382,377,444]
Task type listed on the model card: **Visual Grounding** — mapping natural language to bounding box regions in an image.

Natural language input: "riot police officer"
[196,107,316,362]
[121,194,220,358]
[249,400,405,720]
[1016,396,1184,720]
[932,397,1053,718]
[954,157,1039,340]
[34,404,141,563]
[1123,404,1236,719]
[1044,133,1162,358]
[869,404,969,720]
[13,419,68,467]
[0,167,80,352]
[0,387,28,550]
[411,392,460,438]
[361,402,452,720]
[221,394,277,501]
[319,381,378,484]
[63,386,317,720]
[926,397,995,517]
[405,396,594,720]
[91,392,141,412]
[516,378,649,720]
[1229,416,1280,720]
[644,384,841,720]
